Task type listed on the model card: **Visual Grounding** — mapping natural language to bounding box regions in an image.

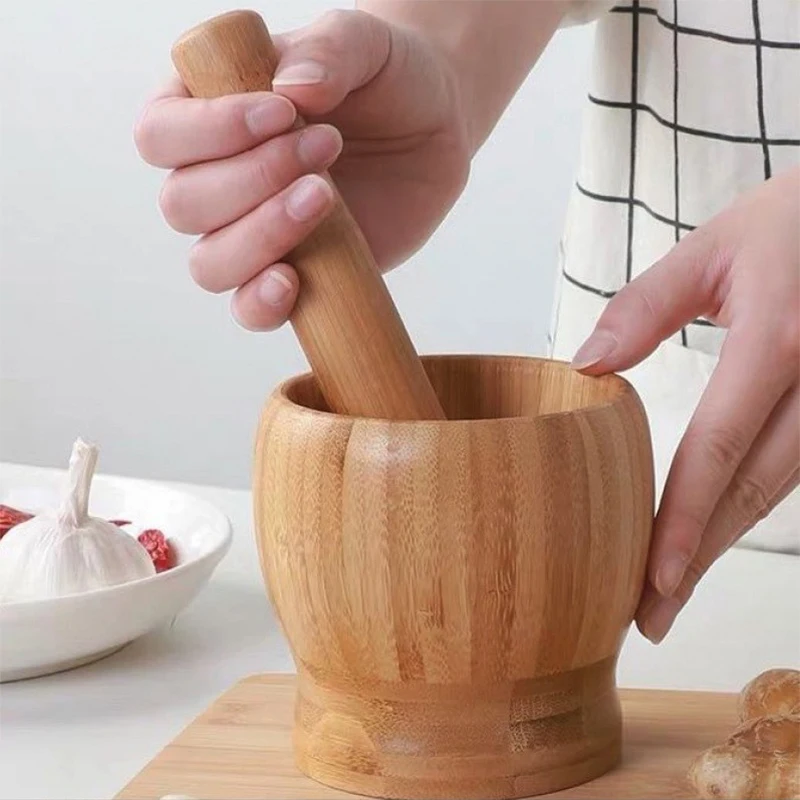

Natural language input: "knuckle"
[693,425,750,475]
[320,7,351,28]
[250,150,285,196]
[309,9,358,60]
[603,281,660,332]
[727,472,773,525]
[666,529,702,566]
[256,222,292,265]
[681,224,728,290]
[667,506,708,547]
[630,284,661,323]
[315,34,346,66]
[637,287,661,324]
[335,7,383,47]
[317,7,366,43]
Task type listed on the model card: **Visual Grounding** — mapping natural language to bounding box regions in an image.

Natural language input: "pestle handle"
[171,10,445,420]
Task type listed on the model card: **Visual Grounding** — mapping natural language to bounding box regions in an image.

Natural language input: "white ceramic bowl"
[0,463,232,682]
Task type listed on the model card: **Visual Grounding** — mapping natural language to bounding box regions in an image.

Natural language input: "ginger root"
[689,669,800,800]
[739,669,800,723]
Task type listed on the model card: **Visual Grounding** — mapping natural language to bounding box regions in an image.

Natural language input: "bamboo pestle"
[171,10,446,420]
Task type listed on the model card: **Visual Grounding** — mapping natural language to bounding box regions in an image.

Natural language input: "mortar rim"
[268,353,645,426]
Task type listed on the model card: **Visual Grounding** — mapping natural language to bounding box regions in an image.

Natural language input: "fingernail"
[245,96,296,136]
[297,125,342,168]
[259,270,293,306]
[571,330,618,371]
[656,555,688,597]
[644,597,682,645]
[286,174,332,222]
[273,61,327,86]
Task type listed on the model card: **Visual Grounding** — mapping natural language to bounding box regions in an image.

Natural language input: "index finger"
[650,320,794,596]
[133,76,296,169]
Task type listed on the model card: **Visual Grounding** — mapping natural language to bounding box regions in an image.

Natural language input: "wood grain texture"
[252,355,655,798]
[115,674,738,800]
[171,10,444,421]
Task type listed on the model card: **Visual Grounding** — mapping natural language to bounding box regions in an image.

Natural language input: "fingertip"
[569,330,619,373]
[272,60,328,88]
[269,56,338,117]
[634,614,649,641]
[260,266,297,306]
[268,8,391,117]
[646,512,704,599]
[271,81,342,118]
[243,92,297,138]
[135,89,298,169]
[653,554,689,597]
[296,124,343,170]
[188,241,222,295]
[134,76,192,166]
[285,174,335,223]
[639,596,683,645]
[231,265,299,332]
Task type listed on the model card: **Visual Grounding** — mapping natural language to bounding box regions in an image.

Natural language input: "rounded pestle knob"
[171,10,446,421]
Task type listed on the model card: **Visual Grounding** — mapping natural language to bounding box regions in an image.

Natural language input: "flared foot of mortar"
[291,658,622,800]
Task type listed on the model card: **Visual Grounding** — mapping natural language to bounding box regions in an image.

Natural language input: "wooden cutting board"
[116,674,737,799]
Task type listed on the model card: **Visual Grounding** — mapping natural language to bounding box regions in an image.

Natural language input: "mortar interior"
[280,354,630,422]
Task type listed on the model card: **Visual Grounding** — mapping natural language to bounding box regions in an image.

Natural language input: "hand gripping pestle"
[171,10,446,420]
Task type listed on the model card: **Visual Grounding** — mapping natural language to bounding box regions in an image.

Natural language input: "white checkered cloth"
[550,0,799,553]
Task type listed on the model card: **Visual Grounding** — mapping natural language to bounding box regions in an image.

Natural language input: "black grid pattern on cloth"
[672,0,687,345]
[625,0,641,287]
[561,0,800,341]
[610,2,800,48]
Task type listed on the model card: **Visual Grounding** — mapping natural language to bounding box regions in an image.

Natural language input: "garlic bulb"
[0,439,155,603]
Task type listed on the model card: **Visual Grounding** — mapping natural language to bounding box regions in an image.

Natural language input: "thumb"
[571,227,726,374]
[271,9,391,116]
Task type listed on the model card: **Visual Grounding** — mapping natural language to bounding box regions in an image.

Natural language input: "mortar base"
[292,658,621,800]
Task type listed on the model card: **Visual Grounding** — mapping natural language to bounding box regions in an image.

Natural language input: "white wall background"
[0,0,594,489]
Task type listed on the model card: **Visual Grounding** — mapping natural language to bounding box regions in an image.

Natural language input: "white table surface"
[0,473,798,800]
